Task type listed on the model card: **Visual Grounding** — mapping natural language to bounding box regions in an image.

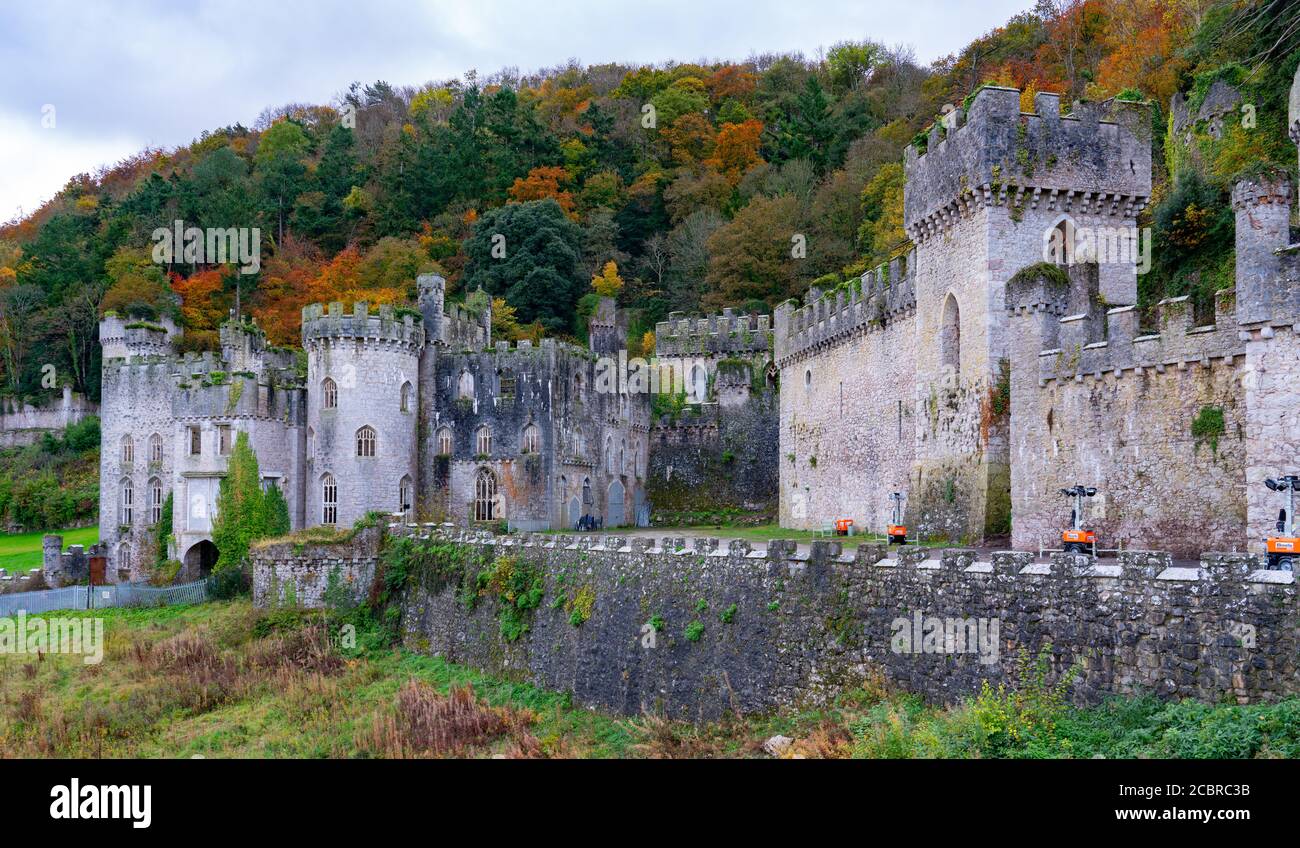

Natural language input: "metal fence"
[0,579,210,617]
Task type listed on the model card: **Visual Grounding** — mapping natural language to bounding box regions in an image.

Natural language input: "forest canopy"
[1,0,1296,403]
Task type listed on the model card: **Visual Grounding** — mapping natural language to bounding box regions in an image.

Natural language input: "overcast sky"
[0,0,1030,222]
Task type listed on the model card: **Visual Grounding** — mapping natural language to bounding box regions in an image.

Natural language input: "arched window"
[476,425,492,456]
[689,364,707,403]
[119,478,134,525]
[399,475,413,517]
[605,436,614,473]
[149,477,164,524]
[322,377,338,410]
[148,433,163,463]
[804,368,812,390]
[458,370,475,400]
[521,424,539,454]
[1046,217,1074,266]
[437,426,452,456]
[121,435,134,464]
[307,426,315,455]
[356,425,376,457]
[940,292,961,374]
[582,477,593,507]
[474,468,498,522]
[573,373,582,401]
[321,473,337,525]
[400,381,412,413]
[620,439,627,475]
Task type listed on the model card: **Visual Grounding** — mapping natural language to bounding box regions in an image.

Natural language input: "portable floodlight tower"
[1059,485,1098,554]
[1264,476,1300,571]
[887,492,907,545]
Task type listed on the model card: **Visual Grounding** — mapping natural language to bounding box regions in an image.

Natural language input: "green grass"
[0,525,98,573]
[5,601,1298,758]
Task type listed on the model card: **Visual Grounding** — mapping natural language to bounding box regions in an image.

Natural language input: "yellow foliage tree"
[591,260,624,298]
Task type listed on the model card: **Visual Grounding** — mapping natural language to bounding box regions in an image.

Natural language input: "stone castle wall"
[0,386,98,448]
[252,525,1299,720]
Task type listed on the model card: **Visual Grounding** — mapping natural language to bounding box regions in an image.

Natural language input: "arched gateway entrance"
[183,540,219,579]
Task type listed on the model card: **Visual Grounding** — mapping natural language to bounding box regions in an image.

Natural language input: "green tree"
[263,482,290,537]
[210,430,269,573]
[462,199,584,333]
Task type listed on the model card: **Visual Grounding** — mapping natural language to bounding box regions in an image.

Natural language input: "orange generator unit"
[1264,476,1300,571]
[1059,485,1098,554]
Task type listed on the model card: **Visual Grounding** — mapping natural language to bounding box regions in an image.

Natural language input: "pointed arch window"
[521,424,539,454]
[148,433,163,463]
[120,435,134,464]
[356,425,377,457]
[399,475,413,517]
[940,293,961,374]
[400,381,412,413]
[437,426,452,456]
[149,477,164,524]
[119,478,134,525]
[322,377,338,410]
[476,425,492,456]
[321,473,338,525]
[474,468,498,522]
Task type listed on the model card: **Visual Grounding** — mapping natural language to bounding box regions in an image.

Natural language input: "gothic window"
[476,425,492,456]
[521,424,539,454]
[940,293,961,374]
[120,435,134,464]
[321,473,338,525]
[399,475,413,517]
[356,425,377,457]
[1047,218,1074,266]
[499,371,516,402]
[400,381,412,413]
[437,426,452,456]
[474,468,497,522]
[149,433,163,463]
[119,478,134,525]
[689,364,707,403]
[458,370,475,400]
[322,377,338,410]
[149,478,164,524]
[189,426,202,456]
[605,436,614,473]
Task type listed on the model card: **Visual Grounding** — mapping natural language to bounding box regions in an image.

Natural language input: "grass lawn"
[0,525,98,573]
[2,599,1299,758]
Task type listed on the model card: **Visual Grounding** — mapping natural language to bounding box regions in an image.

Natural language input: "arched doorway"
[183,540,219,580]
[607,479,626,527]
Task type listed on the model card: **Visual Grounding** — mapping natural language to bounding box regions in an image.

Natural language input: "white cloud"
[0,0,1031,217]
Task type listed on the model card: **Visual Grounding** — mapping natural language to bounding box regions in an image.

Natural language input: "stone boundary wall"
[0,386,98,448]
[250,525,383,608]
[253,524,1298,720]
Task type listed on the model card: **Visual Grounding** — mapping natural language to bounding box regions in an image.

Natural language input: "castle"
[774,78,1300,557]
[93,70,1300,582]
[97,277,648,583]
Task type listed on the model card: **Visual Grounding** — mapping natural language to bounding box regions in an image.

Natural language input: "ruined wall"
[0,386,97,448]
[254,526,1300,720]
[251,525,382,608]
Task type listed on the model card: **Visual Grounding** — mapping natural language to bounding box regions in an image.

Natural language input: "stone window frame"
[400,381,412,413]
[217,424,233,456]
[458,370,475,400]
[119,477,134,525]
[521,423,539,454]
[322,377,338,410]
[436,426,453,457]
[475,425,492,457]
[940,291,962,375]
[120,435,134,465]
[321,473,338,525]
[499,370,516,402]
[148,432,163,464]
[149,477,164,525]
[398,475,413,517]
[356,425,377,458]
[188,425,202,456]
[474,467,498,522]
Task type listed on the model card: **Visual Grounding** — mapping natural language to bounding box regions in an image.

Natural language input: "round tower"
[303,301,424,527]
[1231,176,1293,324]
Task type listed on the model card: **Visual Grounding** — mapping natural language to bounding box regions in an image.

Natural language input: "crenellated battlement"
[774,248,917,366]
[301,301,426,350]
[903,86,1152,242]
[654,308,772,358]
[1036,292,1243,384]
[99,313,181,360]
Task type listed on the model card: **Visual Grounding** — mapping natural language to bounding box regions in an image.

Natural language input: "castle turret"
[302,301,425,527]
[587,296,624,356]
[98,313,181,360]
[1232,175,1295,324]
[417,273,446,343]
